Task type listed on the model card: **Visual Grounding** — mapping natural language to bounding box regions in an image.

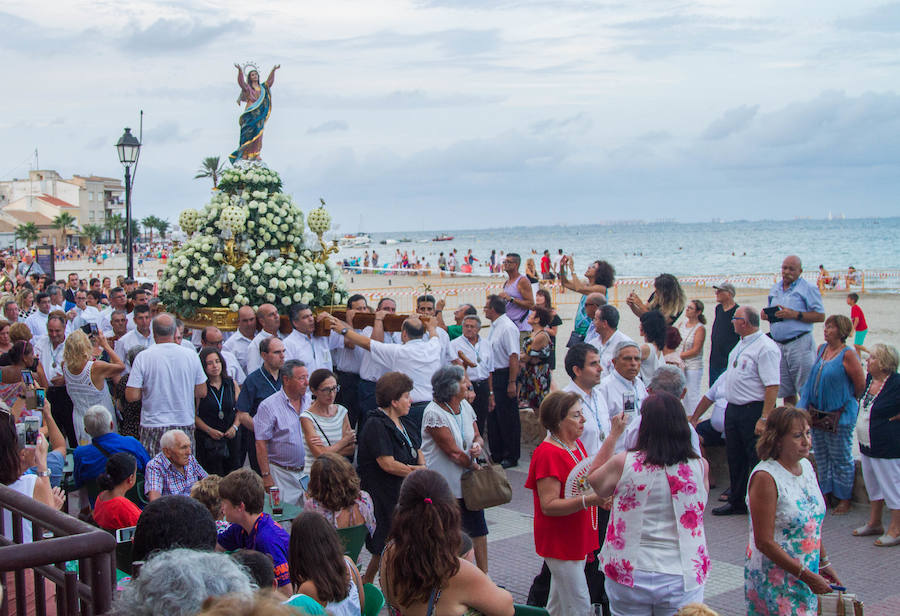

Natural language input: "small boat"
[399,237,412,243]
[381,238,399,245]
[432,234,454,241]
[339,234,371,247]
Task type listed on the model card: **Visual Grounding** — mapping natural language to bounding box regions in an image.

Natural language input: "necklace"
[209,381,225,420]
[732,333,764,368]
[260,368,279,393]
[548,434,597,530]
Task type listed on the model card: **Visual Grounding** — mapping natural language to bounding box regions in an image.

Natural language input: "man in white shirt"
[356,298,401,428]
[246,303,284,375]
[582,293,607,347]
[593,305,633,376]
[562,343,610,456]
[483,294,521,469]
[35,314,76,446]
[201,326,246,385]
[99,287,129,335]
[622,365,701,454]
[327,313,443,436]
[450,314,492,434]
[126,313,208,458]
[283,303,342,373]
[26,293,52,338]
[115,305,154,374]
[690,306,780,515]
[71,290,103,331]
[222,306,257,372]
[47,285,66,313]
[416,294,452,365]
[598,341,648,453]
[332,294,371,429]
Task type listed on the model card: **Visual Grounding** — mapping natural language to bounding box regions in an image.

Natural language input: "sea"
[335,217,900,290]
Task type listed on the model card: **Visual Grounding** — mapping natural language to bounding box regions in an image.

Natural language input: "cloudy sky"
[3,1,900,232]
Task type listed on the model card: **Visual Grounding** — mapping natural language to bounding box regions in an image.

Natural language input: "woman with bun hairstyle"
[92,452,142,530]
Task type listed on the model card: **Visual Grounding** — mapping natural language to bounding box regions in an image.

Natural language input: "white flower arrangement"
[160,163,347,318]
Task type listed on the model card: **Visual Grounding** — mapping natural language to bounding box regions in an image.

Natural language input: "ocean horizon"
[335,216,900,282]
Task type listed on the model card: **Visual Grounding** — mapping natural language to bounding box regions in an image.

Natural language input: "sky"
[3,1,900,232]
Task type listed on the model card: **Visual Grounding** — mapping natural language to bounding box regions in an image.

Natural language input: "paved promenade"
[476,452,897,615]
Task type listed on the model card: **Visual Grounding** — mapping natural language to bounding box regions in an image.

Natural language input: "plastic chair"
[362,583,384,616]
[514,605,550,616]
[336,524,368,564]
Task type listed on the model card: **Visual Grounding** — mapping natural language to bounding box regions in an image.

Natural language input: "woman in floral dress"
[745,406,841,615]
[589,392,710,615]
[518,307,553,411]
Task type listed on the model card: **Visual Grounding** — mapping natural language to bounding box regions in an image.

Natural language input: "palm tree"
[14,223,40,248]
[81,223,104,246]
[156,219,171,239]
[141,215,163,242]
[52,212,78,246]
[105,214,125,245]
[194,156,225,187]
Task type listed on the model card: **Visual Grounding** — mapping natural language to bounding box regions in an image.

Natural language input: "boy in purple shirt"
[216,468,291,593]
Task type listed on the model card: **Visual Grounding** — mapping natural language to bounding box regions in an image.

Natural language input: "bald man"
[583,292,608,347]
[246,303,285,375]
[762,255,824,404]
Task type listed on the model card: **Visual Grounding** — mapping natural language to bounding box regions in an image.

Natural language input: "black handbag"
[808,346,844,433]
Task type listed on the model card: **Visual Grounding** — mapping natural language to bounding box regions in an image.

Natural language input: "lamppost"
[115,127,141,278]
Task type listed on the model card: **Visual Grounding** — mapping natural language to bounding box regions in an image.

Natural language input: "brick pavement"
[475,457,900,615]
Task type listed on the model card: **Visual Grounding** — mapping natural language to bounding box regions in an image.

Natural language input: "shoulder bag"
[808,345,844,433]
[461,458,512,510]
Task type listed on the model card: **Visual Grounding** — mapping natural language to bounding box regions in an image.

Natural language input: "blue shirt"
[767,277,824,341]
[26,450,65,488]
[218,513,291,587]
[236,368,282,417]
[72,432,151,489]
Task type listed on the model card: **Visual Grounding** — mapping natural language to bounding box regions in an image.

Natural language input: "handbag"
[818,589,863,616]
[808,346,844,433]
[566,331,586,349]
[461,459,512,510]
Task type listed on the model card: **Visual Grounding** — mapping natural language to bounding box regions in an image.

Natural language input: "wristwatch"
[261,471,271,478]
[796,311,804,321]
[340,327,349,336]
[36,469,52,478]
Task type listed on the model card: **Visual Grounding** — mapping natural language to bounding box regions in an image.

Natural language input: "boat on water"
[339,234,371,247]
[380,238,399,245]
[432,234,454,242]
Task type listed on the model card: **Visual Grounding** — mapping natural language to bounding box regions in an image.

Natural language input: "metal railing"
[0,484,116,616]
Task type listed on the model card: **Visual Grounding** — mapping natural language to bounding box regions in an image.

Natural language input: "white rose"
[333,293,343,304]
[301,292,313,303]
[293,292,302,301]
[266,293,275,302]
[269,279,279,289]
[230,303,240,311]
[256,286,266,295]
[190,292,199,300]
[317,281,328,291]
[278,281,286,291]
[207,287,216,295]
[281,296,291,306]
[220,298,230,306]
[199,297,208,305]
[182,291,190,300]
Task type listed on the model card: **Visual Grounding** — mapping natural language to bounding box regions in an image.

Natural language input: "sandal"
[874,534,900,547]
[852,524,883,537]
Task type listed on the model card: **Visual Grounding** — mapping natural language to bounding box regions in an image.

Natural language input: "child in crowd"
[847,293,868,355]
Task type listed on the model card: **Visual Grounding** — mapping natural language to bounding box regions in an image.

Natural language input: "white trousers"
[545,557,591,616]
[860,454,900,510]
[684,368,703,417]
[605,570,704,616]
[268,463,305,506]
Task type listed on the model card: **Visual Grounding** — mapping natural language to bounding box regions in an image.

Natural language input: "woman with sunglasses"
[300,369,357,477]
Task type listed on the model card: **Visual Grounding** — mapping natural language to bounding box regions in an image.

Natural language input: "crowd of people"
[1,247,897,616]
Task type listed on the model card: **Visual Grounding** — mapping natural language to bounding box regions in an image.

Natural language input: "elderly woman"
[853,343,900,547]
[590,393,709,614]
[305,452,376,536]
[356,371,426,584]
[525,391,606,615]
[380,469,514,616]
[745,406,840,615]
[421,365,488,572]
[109,548,255,616]
[797,315,865,515]
[63,329,125,447]
[627,273,687,325]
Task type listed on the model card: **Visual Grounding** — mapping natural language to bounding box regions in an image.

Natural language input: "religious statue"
[230,62,280,163]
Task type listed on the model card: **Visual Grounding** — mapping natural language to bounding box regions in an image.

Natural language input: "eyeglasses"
[318,385,340,394]
[731,317,746,322]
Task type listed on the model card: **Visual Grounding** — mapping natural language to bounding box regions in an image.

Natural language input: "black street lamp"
[115,127,141,278]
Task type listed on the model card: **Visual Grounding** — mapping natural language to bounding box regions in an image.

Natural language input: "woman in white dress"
[62,330,125,446]
[638,311,667,385]
[678,300,707,414]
